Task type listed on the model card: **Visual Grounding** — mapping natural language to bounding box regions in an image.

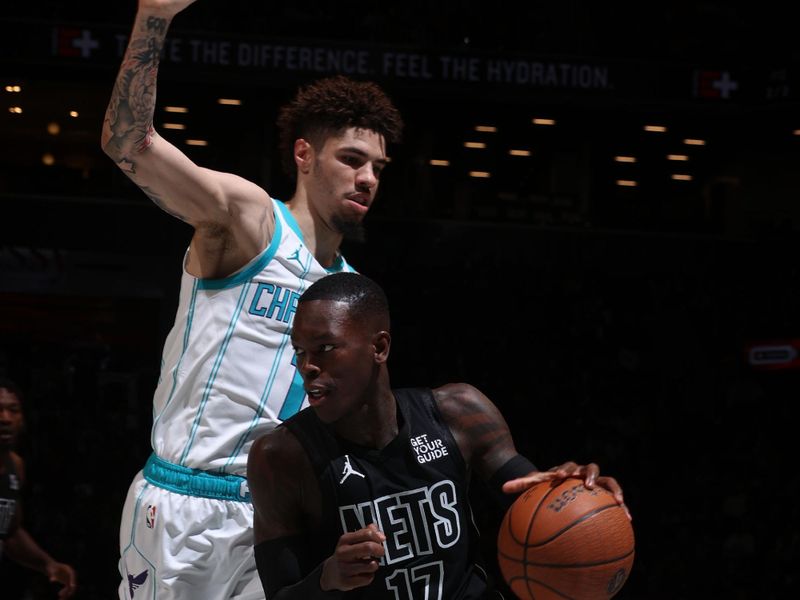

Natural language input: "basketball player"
[101,1,402,598]
[247,273,629,598]
[0,379,77,599]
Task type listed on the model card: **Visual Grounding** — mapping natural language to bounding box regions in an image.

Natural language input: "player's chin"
[311,403,341,425]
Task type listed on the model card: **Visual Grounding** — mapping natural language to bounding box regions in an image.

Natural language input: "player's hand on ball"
[502,461,631,520]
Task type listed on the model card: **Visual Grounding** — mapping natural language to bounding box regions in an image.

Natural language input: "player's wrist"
[317,559,338,592]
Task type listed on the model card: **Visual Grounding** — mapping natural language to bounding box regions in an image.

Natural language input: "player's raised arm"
[101,0,273,276]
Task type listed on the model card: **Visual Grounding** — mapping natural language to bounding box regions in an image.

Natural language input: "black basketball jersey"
[0,453,21,556]
[283,387,489,599]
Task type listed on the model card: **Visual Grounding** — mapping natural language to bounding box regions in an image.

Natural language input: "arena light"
[532,118,556,126]
[474,125,497,133]
[644,125,667,132]
[509,149,531,157]
[163,123,187,130]
[468,170,491,178]
[683,138,706,146]
[464,142,487,149]
[667,154,689,161]
[164,106,189,113]
[429,159,450,166]
[186,139,208,146]
[614,156,637,163]
[671,174,692,181]
[616,179,638,187]
[217,98,242,106]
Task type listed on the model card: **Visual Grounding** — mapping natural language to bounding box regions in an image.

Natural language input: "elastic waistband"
[143,453,251,502]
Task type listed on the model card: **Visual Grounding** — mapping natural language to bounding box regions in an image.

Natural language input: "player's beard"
[311,158,367,242]
[332,215,366,242]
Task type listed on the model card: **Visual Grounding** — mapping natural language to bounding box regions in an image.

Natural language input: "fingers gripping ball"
[497,478,634,600]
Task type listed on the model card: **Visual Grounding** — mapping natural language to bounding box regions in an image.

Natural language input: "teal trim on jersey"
[151,279,199,449]
[144,453,251,502]
[278,366,306,420]
[274,198,304,241]
[275,199,351,274]
[180,282,251,465]
[196,202,284,290]
[325,253,347,273]
[223,248,314,471]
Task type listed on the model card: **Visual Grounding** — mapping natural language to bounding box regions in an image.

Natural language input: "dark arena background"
[2,2,798,598]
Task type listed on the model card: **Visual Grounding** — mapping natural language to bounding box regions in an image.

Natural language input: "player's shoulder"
[249,425,304,467]
[432,382,492,419]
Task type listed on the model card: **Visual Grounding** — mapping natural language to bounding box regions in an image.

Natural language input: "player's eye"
[321,344,335,352]
[293,347,305,357]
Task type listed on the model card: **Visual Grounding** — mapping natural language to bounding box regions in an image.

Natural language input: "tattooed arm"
[432,383,520,481]
[433,383,627,511]
[101,0,273,278]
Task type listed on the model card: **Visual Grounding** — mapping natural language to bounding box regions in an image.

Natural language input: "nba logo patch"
[145,504,157,529]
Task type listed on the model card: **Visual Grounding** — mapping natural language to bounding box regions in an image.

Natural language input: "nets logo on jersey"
[409,433,449,464]
[339,480,461,566]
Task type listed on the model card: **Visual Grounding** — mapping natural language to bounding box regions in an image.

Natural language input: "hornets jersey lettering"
[284,388,487,599]
[151,199,355,475]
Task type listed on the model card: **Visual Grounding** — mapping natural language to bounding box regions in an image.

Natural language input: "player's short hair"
[0,377,23,403]
[277,75,403,179]
[299,272,390,329]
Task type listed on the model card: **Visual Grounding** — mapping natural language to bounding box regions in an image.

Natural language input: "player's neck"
[286,195,343,268]
[335,387,397,450]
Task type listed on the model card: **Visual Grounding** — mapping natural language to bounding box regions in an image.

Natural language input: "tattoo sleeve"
[101,14,170,175]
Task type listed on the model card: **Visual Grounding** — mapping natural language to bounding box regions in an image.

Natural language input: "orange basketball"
[497,478,634,600]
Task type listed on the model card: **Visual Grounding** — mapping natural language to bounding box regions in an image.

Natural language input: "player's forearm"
[100,9,174,171]
[4,527,56,574]
[268,562,344,600]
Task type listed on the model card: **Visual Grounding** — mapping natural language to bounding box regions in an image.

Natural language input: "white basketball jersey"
[150,199,355,475]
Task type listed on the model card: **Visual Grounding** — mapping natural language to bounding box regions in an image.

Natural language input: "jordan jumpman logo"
[288,246,305,268]
[339,455,365,484]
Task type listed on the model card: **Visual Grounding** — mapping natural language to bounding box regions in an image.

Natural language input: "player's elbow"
[100,122,155,167]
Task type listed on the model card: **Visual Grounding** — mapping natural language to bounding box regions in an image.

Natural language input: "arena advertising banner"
[1,19,777,104]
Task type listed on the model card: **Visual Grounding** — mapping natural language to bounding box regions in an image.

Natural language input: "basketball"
[497,478,634,600]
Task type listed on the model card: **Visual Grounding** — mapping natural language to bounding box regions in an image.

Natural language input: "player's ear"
[294,139,314,175]
[373,331,391,364]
